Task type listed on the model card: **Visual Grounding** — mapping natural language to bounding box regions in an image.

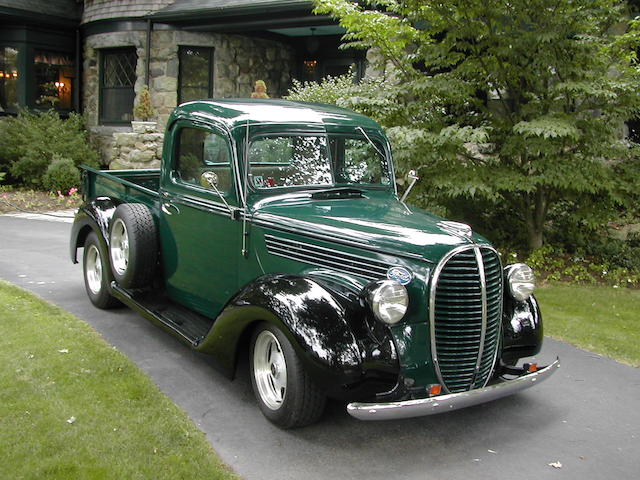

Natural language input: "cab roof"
[169,98,383,132]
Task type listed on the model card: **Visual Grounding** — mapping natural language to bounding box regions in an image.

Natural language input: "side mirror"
[400,170,419,203]
[199,171,238,220]
[201,171,218,189]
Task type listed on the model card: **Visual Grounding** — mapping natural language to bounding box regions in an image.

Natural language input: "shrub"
[133,85,156,121]
[42,156,80,193]
[0,109,99,189]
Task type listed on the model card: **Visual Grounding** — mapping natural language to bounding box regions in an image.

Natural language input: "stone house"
[1,0,366,168]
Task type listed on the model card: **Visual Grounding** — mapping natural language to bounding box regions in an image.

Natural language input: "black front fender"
[197,274,399,400]
[501,294,543,364]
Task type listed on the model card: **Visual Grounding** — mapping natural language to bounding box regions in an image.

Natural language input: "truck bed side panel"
[82,166,160,213]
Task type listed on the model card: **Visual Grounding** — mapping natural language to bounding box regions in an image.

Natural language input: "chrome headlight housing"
[506,263,536,301]
[365,280,409,325]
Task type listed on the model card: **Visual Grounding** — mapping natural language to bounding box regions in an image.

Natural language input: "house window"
[0,46,19,114]
[100,48,136,124]
[34,50,74,111]
[179,46,213,104]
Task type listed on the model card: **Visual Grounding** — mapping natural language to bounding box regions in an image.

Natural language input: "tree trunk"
[524,189,548,251]
[528,227,544,250]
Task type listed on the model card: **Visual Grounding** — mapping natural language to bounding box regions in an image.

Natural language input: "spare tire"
[109,203,157,289]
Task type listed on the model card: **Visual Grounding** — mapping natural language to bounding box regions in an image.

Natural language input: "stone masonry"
[83,27,295,168]
[110,122,164,170]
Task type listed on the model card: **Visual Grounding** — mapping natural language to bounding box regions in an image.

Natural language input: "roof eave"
[147,3,313,23]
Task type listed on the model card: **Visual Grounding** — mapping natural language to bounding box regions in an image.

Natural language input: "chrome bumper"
[347,358,560,421]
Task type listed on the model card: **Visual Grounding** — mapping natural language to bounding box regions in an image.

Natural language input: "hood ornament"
[439,221,473,238]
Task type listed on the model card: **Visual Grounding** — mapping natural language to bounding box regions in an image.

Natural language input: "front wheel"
[250,323,326,428]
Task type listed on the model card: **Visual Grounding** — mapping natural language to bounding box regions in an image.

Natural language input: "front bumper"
[347,358,560,421]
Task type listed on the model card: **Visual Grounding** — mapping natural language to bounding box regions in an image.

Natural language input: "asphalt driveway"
[1,214,638,480]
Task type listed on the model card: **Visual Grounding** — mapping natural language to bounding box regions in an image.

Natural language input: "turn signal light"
[527,363,538,373]
[428,384,442,396]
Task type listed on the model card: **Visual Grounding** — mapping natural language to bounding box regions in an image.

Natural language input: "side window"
[175,127,233,194]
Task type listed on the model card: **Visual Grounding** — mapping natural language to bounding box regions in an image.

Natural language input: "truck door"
[159,122,241,319]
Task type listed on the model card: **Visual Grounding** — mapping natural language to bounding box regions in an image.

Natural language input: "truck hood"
[250,192,488,262]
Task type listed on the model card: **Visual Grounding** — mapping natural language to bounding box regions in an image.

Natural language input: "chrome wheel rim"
[253,330,287,410]
[110,218,129,276]
[85,244,103,294]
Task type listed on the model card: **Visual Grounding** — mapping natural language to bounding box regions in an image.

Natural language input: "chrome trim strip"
[265,234,390,273]
[264,234,390,282]
[346,358,560,421]
[172,193,241,218]
[471,247,487,388]
[253,217,432,263]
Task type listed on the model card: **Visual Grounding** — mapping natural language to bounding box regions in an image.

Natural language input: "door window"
[175,127,233,195]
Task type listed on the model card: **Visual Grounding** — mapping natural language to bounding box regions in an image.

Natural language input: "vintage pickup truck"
[70,99,559,428]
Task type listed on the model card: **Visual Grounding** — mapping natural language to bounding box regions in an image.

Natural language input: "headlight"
[366,280,409,324]
[506,263,536,301]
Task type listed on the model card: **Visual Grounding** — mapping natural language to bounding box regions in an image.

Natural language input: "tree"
[311,0,640,249]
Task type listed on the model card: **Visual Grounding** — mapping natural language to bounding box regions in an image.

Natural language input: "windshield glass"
[247,134,391,190]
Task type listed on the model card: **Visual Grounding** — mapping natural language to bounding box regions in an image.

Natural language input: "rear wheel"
[250,323,326,428]
[83,231,120,309]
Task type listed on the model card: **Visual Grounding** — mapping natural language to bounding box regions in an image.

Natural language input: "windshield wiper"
[310,187,365,200]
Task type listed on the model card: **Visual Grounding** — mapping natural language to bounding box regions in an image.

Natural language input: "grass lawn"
[0,280,238,480]
[536,283,640,367]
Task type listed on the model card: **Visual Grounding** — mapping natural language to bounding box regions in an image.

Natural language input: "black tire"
[108,203,157,289]
[83,230,121,309]
[250,322,326,428]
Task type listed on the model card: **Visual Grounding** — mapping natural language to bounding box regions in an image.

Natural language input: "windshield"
[247,134,392,190]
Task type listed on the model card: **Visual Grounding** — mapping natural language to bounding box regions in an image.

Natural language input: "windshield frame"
[244,128,396,195]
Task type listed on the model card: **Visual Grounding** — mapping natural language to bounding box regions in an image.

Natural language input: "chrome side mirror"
[201,171,218,189]
[400,170,419,203]
[200,171,238,220]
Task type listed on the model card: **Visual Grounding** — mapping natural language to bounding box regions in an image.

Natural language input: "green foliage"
[311,0,640,250]
[133,85,156,121]
[0,109,99,189]
[42,156,81,193]
[517,244,640,287]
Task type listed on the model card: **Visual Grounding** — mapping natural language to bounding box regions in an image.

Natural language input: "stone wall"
[150,29,295,129]
[82,26,295,168]
[110,122,163,170]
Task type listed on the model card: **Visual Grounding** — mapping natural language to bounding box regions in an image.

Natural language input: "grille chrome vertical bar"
[470,247,487,387]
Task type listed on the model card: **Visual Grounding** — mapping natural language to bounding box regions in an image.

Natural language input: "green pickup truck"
[70,99,559,428]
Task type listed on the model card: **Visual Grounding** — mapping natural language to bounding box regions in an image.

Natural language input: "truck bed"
[82,166,160,211]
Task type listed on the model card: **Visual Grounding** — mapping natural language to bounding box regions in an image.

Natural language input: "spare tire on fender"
[109,203,158,289]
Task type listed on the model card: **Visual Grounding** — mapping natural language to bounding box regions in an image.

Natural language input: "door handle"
[161,202,180,215]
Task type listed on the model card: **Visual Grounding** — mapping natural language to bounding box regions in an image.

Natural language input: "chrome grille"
[429,245,503,393]
[264,234,389,282]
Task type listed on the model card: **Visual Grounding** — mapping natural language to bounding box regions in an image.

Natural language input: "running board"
[110,283,213,348]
